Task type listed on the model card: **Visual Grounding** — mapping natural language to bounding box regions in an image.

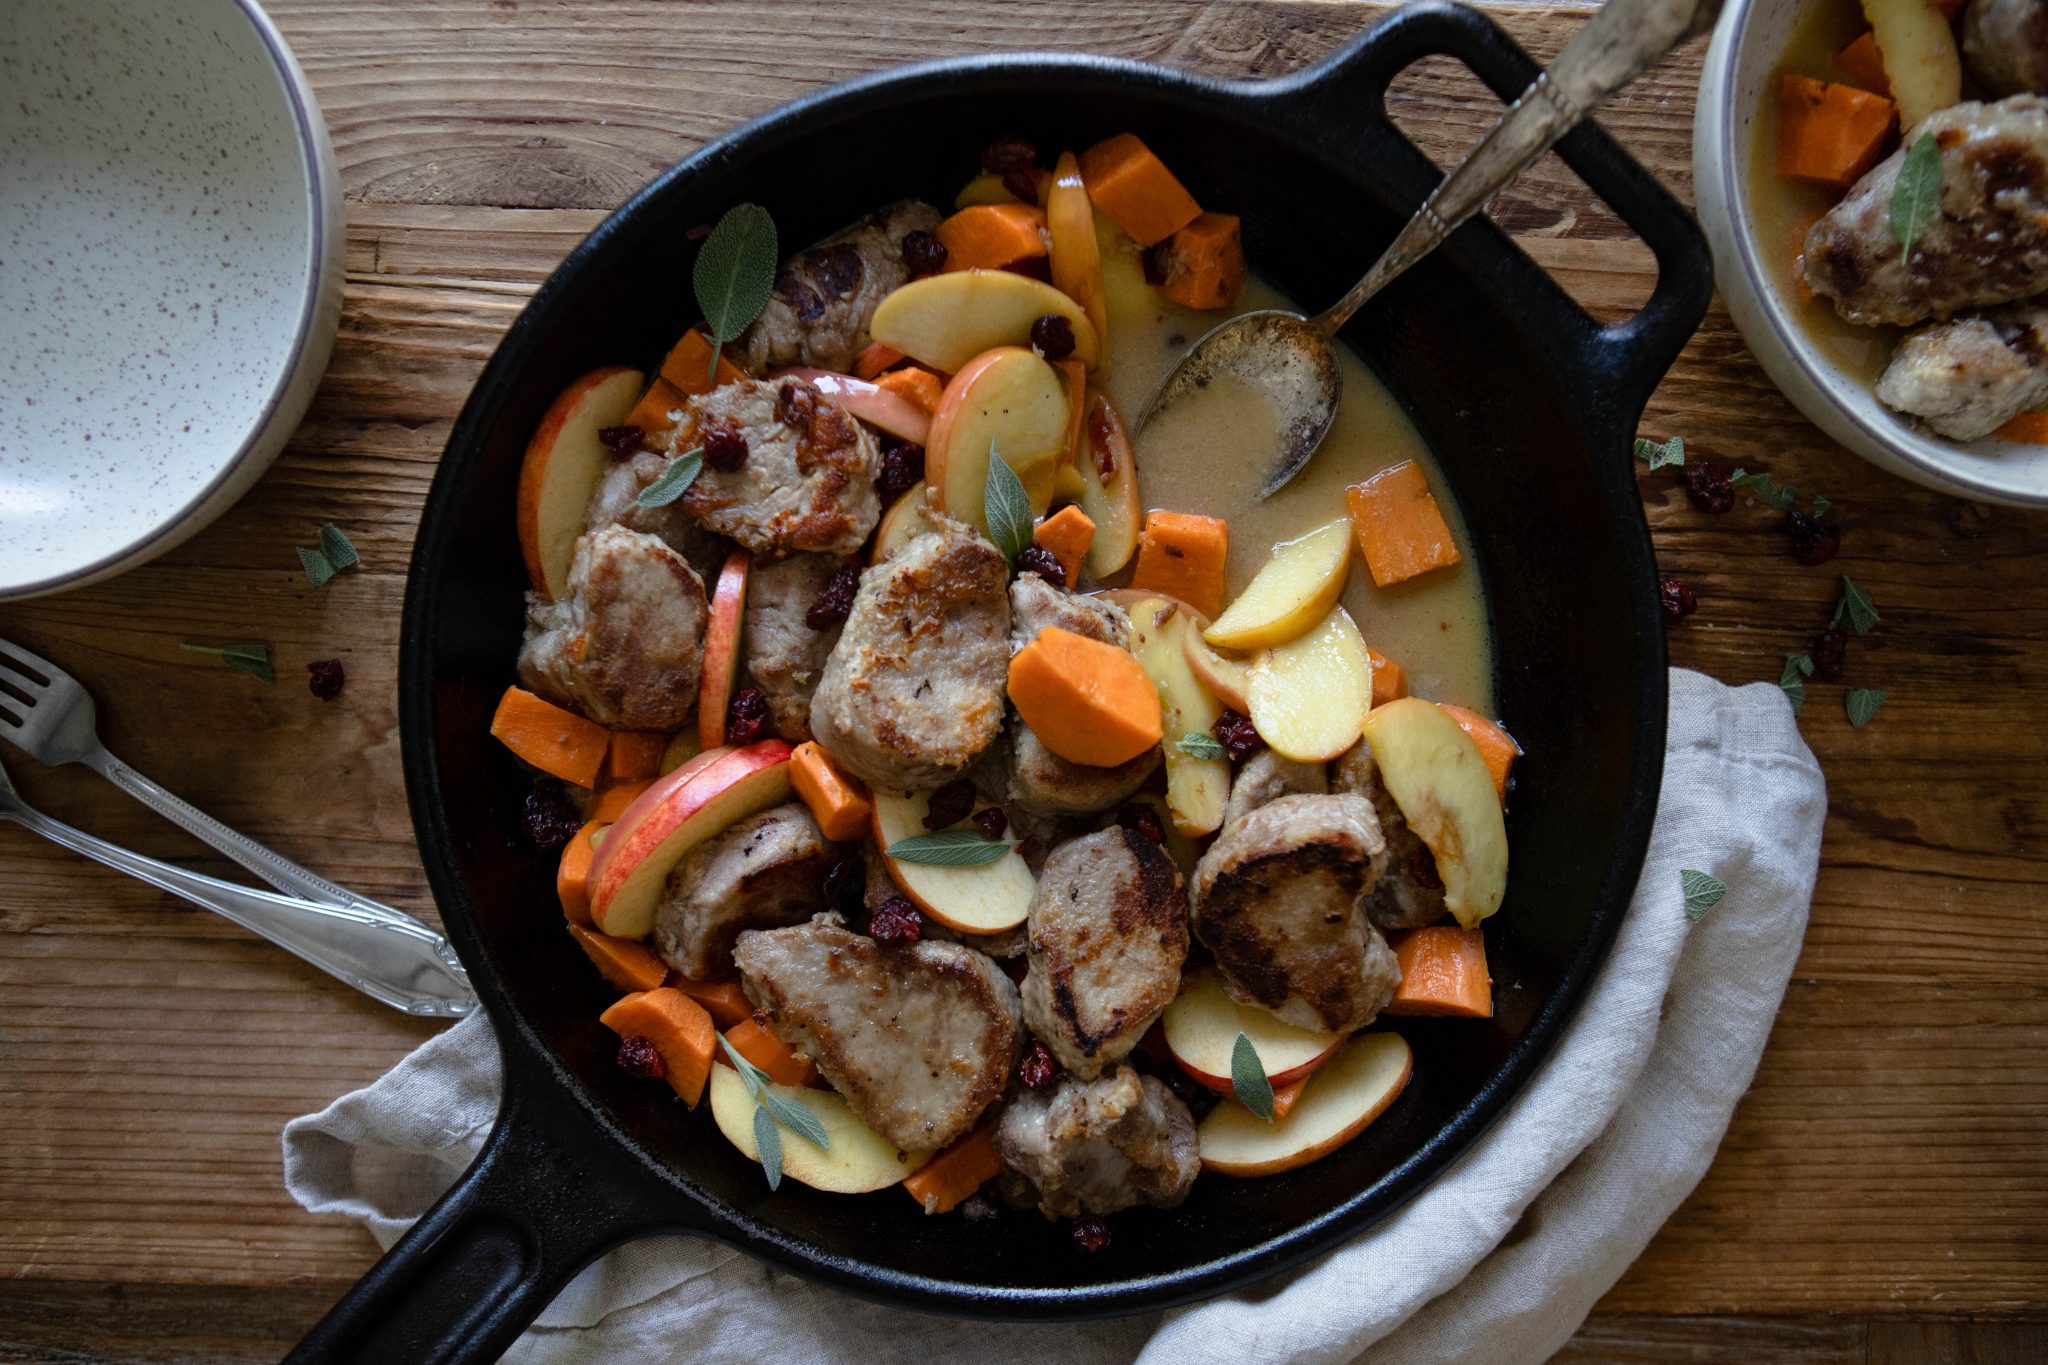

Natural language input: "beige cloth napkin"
[284,668,1825,1363]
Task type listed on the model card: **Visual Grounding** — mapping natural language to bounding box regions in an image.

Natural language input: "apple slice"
[770,368,931,447]
[588,741,794,938]
[870,269,1100,372]
[1121,594,1229,837]
[1184,629,1250,711]
[1076,392,1141,578]
[873,486,939,563]
[1246,605,1372,763]
[697,550,751,750]
[1204,518,1353,651]
[871,789,1035,933]
[709,1062,930,1193]
[1164,967,1343,1093]
[1361,698,1509,929]
[1047,151,1108,359]
[926,347,1069,527]
[517,366,645,601]
[660,730,705,774]
[1198,1031,1413,1176]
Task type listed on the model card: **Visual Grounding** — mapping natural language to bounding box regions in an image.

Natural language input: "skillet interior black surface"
[290,5,1709,1359]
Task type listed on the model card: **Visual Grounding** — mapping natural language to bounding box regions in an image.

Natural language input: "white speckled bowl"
[0,0,343,600]
[1695,0,2048,508]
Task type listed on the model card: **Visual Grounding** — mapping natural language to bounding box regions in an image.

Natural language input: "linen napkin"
[284,668,1825,1364]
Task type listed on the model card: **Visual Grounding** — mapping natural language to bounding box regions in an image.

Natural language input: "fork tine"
[0,637,56,689]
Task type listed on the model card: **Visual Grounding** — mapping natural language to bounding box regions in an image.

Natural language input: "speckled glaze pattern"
[0,0,344,599]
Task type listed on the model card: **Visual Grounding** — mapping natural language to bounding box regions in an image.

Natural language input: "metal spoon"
[1139,0,1724,498]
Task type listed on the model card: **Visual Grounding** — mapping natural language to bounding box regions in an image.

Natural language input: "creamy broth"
[1091,266,1496,713]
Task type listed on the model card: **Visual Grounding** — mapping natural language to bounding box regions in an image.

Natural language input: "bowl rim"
[0,0,341,600]
[1696,0,2048,508]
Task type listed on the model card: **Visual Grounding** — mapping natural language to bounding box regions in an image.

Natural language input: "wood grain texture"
[0,0,2043,1357]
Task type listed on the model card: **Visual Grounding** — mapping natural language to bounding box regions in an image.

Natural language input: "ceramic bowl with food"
[0,0,343,600]
[1696,0,2048,507]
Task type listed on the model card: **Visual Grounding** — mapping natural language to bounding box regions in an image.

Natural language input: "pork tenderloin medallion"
[678,377,880,558]
[1022,828,1188,1079]
[732,917,1023,1152]
[1332,739,1448,932]
[583,446,733,582]
[808,517,1011,794]
[994,1066,1199,1219]
[1003,573,1160,815]
[743,552,849,742]
[517,524,707,730]
[1220,748,1329,830]
[653,803,833,980]
[1190,792,1400,1034]
[738,200,944,374]
[1876,298,2048,439]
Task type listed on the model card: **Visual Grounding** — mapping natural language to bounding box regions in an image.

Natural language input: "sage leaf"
[716,1034,765,1100]
[1681,868,1726,922]
[1730,468,1797,510]
[693,203,778,381]
[760,1089,832,1152]
[753,1103,784,1191]
[318,523,359,570]
[1230,1032,1275,1122]
[983,441,1032,561]
[885,829,1010,868]
[180,641,274,684]
[1845,687,1887,728]
[298,546,336,588]
[1779,653,1813,714]
[1809,495,1832,521]
[1633,435,1685,471]
[1832,575,1880,636]
[634,449,703,509]
[1891,134,1942,259]
[1178,732,1227,760]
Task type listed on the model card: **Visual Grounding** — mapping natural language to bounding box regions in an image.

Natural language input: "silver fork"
[0,636,473,1017]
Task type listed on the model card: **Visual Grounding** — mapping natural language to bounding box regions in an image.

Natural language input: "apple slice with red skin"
[870,789,1035,934]
[517,366,644,600]
[1075,391,1140,578]
[1197,1031,1412,1176]
[925,346,1070,528]
[770,368,932,447]
[1163,966,1343,1094]
[697,549,751,750]
[589,740,793,938]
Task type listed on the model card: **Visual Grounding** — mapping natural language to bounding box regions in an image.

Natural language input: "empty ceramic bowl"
[0,0,344,600]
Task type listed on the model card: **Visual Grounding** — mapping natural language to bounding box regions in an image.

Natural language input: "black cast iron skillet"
[289,4,1709,1358]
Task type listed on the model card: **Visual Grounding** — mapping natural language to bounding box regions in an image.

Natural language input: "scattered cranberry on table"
[1785,509,1840,566]
[1684,459,1734,513]
[306,658,344,701]
[1810,628,1848,683]
[724,687,772,745]
[868,895,923,945]
[1658,578,1697,622]
[616,1035,667,1080]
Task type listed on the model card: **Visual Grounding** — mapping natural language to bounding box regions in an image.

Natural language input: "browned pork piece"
[1876,297,2048,438]
[518,524,706,730]
[732,917,1022,1152]
[1003,574,1160,815]
[742,552,848,742]
[1191,792,1400,1033]
[808,518,1011,794]
[1021,828,1188,1079]
[678,377,880,558]
[582,447,732,581]
[1965,0,2048,98]
[652,803,833,980]
[1221,748,1328,829]
[1801,96,2048,327]
[994,1066,1199,1219]
[737,200,944,374]
[1333,739,1450,932]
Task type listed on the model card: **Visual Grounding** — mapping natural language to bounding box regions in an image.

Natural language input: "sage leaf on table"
[1230,1031,1275,1121]
[1780,653,1814,714]
[1730,467,1798,511]
[1831,575,1881,636]
[885,829,1010,868]
[634,448,703,509]
[1845,687,1888,728]
[1681,869,1726,922]
[1633,435,1685,471]
[179,641,275,684]
[296,522,361,587]
[753,1104,784,1192]
[1890,134,1942,259]
[1178,731,1227,760]
[692,203,778,382]
[983,440,1032,561]
[1810,495,1833,520]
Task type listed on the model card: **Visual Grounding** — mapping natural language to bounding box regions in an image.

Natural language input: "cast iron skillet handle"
[1288,0,1715,415]
[285,1083,665,1365]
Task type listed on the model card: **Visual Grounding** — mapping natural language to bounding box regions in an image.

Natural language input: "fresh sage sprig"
[1779,653,1814,714]
[1230,1032,1275,1122]
[180,641,275,684]
[1178,732,1227,760]
[296,522,360,587]
[634,448,704,509]
[717,1034,830,1191]
[885,829,1009,868]
[693,204,779,382]
[1832,575,1880,636]
[983,440,1032,561]
[1729,467,1799,511]
[1845,687,1887,728]
[1680,869,1726,922]
[1633,435,1685,471]
[1890,134,1942,259]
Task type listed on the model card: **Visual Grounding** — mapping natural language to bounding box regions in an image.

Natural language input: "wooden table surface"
[3,1,2045,1360]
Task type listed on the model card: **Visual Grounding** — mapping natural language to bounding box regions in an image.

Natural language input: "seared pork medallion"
[1876,298,2048,439]
[1964,0,2048,99]
[499,139,1512,1222]
[733,917,1022,1152]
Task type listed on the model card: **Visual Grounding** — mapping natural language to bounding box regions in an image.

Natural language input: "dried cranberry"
[1018,1038,1059,1089]
[824,856,865,915]
[725,687,772,745]
[1785,510,1841,566]
[1684,459,1735,513]
[520,780,581,851]
[1408,843,1444,891]
[1015,835,1042,864]
[877,437,926,500]
[1659,578,1697,622]
[1117,802,1166,845]
[1014,543,1067,587]
[1030,313,1076,362]
[923,778,978,831]
[616,1035,667,1080]
[1001,169,1042,204]
[1212,708,1266,762]
[701,420,749,473]
[306,658,344,701]
[1071,1216,1111,1253]
[805,562,861,631]
[597,424,645,459]
[869,895,924,945]
[980,136,1040,174]
[1810,628,1848,683]
[971,807,1009,840]
[901,229,948,278]
[1141,240,1172,286]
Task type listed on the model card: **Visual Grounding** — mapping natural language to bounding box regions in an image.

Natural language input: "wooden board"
[0,0,2043,1357]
